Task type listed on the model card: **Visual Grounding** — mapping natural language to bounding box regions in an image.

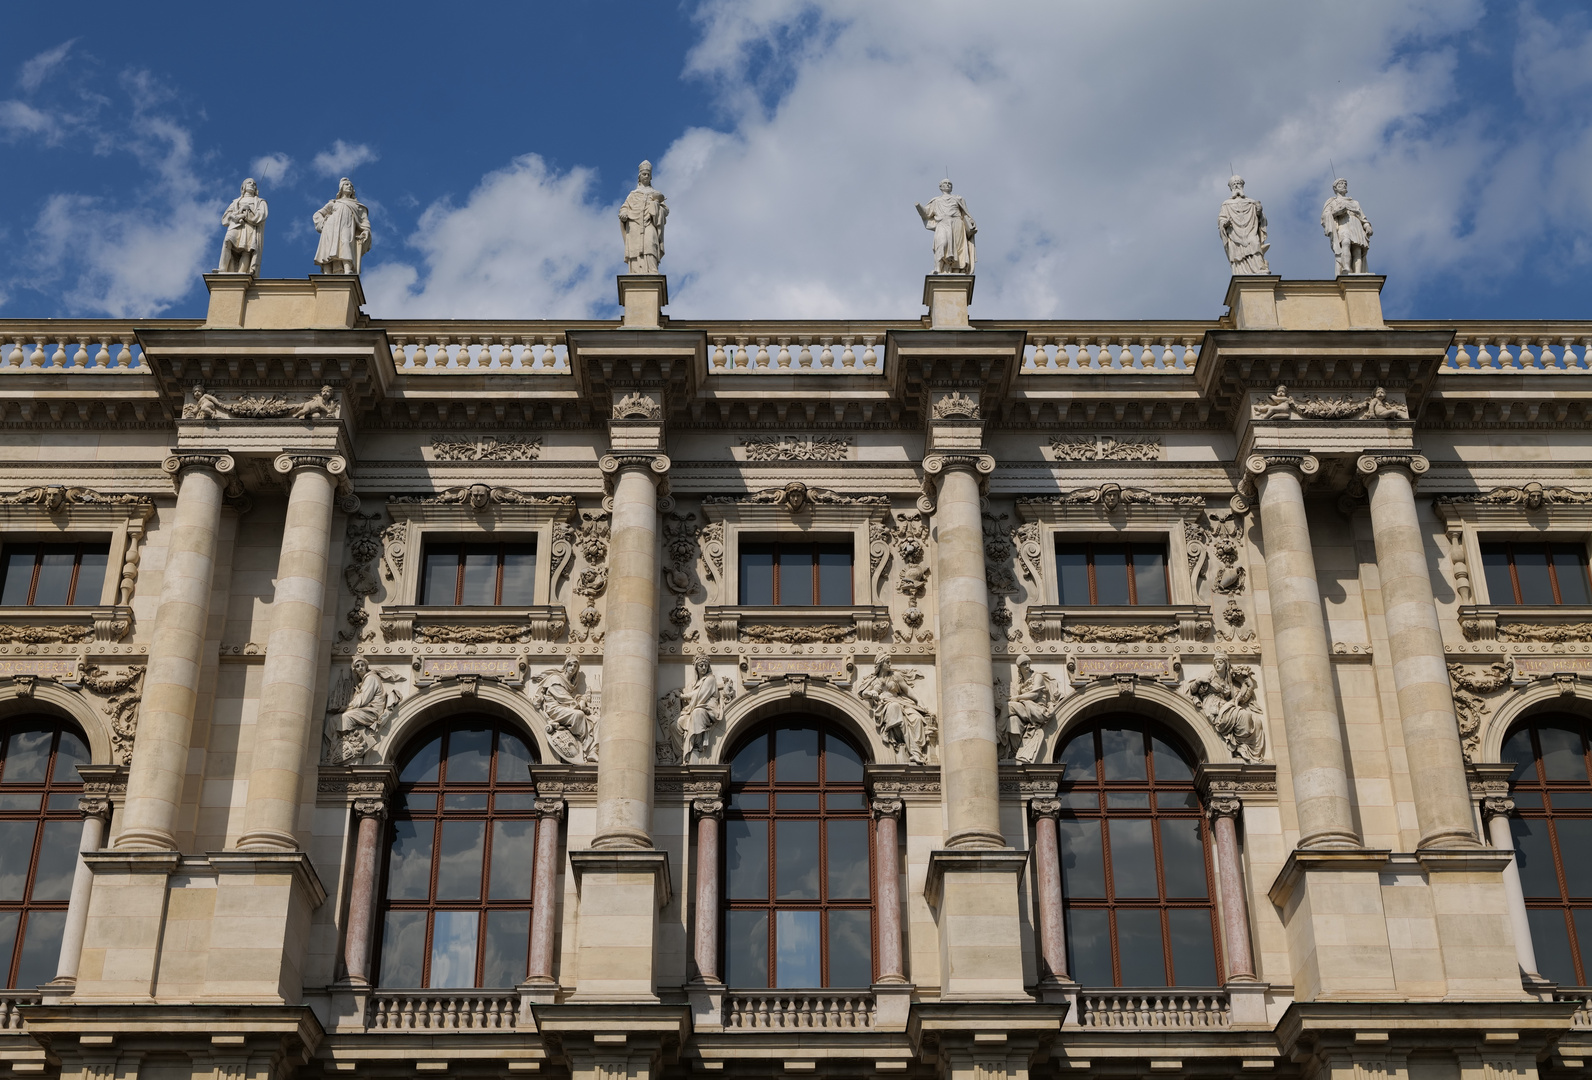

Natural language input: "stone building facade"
[0,270,1588,1080]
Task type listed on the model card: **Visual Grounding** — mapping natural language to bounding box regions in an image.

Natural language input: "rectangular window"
[0,543,109,606]
[1055,542,1169,605]
[739,542,853,605]
[420,542,536,605]
[1481,541,1591,605]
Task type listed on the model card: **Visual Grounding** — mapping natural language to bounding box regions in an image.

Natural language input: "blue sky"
[3,1,1592,322]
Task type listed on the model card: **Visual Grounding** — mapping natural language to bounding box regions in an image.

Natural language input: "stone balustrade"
[0,323,162,370]
[0,992,39,1031]
[1017,327,1211,372]
[1388,322,1592,370]
[723,991,876,1030]
[1075,990,1232,1029]
[1558,991,1592,1028]
[366,990,520,1030]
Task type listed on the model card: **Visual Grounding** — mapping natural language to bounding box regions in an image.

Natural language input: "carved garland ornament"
[183,382,339,420]
[703,482,889,511]
[1049,435,1163,461]
[390,485,575,512]
[1448,659,1514,763]
[1023,483,1205,511]
[613,392,663,420]
[430,434,544,461]
[571,510,611,643]
[1437,482,1592,510]
[931,391,980,419]
[739,434,852,462]
[1251,385,1408,421]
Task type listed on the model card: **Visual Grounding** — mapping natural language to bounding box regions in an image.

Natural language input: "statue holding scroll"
[218,178,268,275]
[1321,178,1372,276]
[313,178,372,275]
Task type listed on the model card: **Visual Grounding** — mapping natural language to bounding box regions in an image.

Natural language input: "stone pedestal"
[1223,274,1386,330]
[1269,850,1398,1001]
[925,850,1032,1001]
[1417,849,1532,999]
[567,848,671,1002]
[203,273,365,329]
[71,850,180,1000]
[923,274,974,329]
[618,275,668,329]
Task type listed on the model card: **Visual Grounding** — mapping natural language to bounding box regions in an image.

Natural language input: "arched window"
[0,718,89,989]
[1054,717,1220,987]
[375,717,539,988]
[724,719,872,988]
[1502,715,1592,987]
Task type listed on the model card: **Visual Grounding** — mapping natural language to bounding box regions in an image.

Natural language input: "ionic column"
[926,453,1004,849]
[691,796,724,983]
[51,794,111,984]
[115,452,235,850]
[872,795,906,983]
[342,795,387,984]
[1207,797,1256,980]
[239,455,348,851]
[1246,455,1359,849]
[1028,797,1069,983]
[1359,455,1479,849]
[1483,795,1542,980]
[594,452,669,849]
[526,795,566,986]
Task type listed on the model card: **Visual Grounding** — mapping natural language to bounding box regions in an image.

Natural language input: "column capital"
[161,451,236,486]
[1244,452,1319,479]
[871,796,905,820]
[352,795,388,821]
[1356,453,1431,482]
[78,794,113,822]
[1480,794,1515,822]
[1207,795,1244,822]
[922,451,995,477]
[1028,797,1061,822]
[536,796,568,821]
[600,452,671,484]
[275,452,360,511]
[691,796,724,821]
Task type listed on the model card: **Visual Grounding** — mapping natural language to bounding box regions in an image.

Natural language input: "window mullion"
[1087,547,1098,606]
[27,547,42,606]
[1508,547,1524,605]
[66,545,83,605]
[1548,544,1565,605]
[1126,549,1138,606]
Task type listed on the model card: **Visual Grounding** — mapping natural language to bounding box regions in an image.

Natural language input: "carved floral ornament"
[1437,482,1592,511]
[931,391,980,419]
[1020,483,1205,512]
[390,484,575,513]
[430,434,544,461]
[739,434,852,462]
[1048,434,1163,461]
[0,485,154,515]
[703,482,888,512]
[1250,384,1409,421]
[182,382,340,421]
[0,660,144,766]
[612,392,663,420]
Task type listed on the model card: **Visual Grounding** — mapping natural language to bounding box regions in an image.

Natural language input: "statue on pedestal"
[1218,176,1269,275]
[217,178,268,275]
[313,177,372,275]
[916,179,976,274]
[1321,178,1372,276]
[619,160,668,274]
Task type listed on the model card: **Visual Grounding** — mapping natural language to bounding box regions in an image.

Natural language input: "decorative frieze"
[1250,384,1408,420]
[0,486,153,514]
[739,434,852,461]
[1021,483,1205,511]
[390,485,575,511]
[1048,434,1163,461]
[182,382,339,420]
[703,482,889,510]
[1437,482,1592,510]
[430,434,543,461]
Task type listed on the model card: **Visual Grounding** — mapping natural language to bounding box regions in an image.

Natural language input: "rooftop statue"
[217,178,268,275]
[1321,177,1372,276]
[619,160,668,274]
[916,179,976,275]
[1218,175,1270,275]
[313,177,372,275]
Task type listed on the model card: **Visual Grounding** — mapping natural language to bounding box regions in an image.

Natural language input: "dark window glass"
[420,543,536,605]
[723,720,872,987]
[0,543,109,606]
[1054,718,1220,986]
[0,720,87,988]
[1054,542,1170,606]
[1481,542,1592,606]
[375,718,539,987]
[738,542,853,605]
[1504,716,1592,985]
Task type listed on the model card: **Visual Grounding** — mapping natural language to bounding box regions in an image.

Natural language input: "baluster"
[840,338,855,368]
[711,339,727,370]
[1181,336,1199,369]
[1518,337,1538,369]
[819,338,834,369]
[90,338,110,367]
[69,339,87,368]
[400,996,415,1028]
[862,337,878,369]
[1452,338,1472,368]
[1160,338,1177,369]
[5,342,21,367]
[776,338,792,369]
[756,996,769,1028]
[754,339,770,369]
[50,340,67,366]
[1027,336,1046,370]
[1135,337,1152,370]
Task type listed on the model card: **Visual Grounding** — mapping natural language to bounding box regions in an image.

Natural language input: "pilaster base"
[686,977,724,1032]
[925,850,1031,1001]
[872,980,915,1031]
[202,274,365,329]
[1225,979,1272,1027]
[567,848,672,1002]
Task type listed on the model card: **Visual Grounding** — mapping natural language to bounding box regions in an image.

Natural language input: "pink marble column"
[872,796,905,984]
[1029,797,1069,982]
[343,796,387,984]
[1208,797,1256,980]
[527,796,566,985]
[692,796,724,983]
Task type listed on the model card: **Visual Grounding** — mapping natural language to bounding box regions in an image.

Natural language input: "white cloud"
[249,152,293,187]
[0,100,57,138]
[313,139,379,178]
[2,68,219,317]
[363,154,615,318]
[18,40,77,94]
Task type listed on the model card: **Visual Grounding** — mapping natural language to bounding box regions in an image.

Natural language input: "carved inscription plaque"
[1069,656,1178,682]
[1513,656,1592,679]
[743,656,849,681]
[420,657,524,681]
[0,659,77,679]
